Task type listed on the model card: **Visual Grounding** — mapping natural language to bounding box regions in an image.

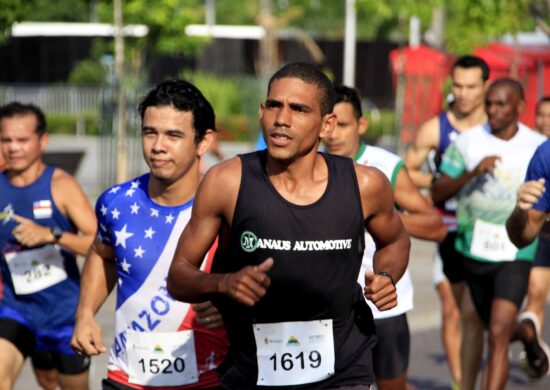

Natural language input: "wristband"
[376,271,395,287]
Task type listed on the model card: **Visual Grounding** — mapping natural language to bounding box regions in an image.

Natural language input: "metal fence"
[0,85,107,115]
[0,84,147,190]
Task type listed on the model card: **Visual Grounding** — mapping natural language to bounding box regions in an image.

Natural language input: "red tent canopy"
[389,45,452,144]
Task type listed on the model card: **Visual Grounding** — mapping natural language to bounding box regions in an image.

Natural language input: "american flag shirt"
[96,174,228,389]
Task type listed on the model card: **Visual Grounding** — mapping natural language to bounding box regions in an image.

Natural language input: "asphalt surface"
[13,238,550,390]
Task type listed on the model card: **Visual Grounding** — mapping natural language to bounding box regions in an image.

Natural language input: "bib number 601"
[269,350,321,371]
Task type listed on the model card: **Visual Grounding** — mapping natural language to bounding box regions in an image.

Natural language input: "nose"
[274,106,291,128]
[151,135,165,152]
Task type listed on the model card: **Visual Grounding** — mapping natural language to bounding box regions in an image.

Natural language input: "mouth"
[150,158,170,168]
[269,129,293,147]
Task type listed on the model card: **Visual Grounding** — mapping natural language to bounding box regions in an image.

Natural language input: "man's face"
[485,85,521,133]
[323,101,366,159]
[141,105,206,184]
[259,77,335,162]
[451,67,487,115]
[0,114,47,173]
[536,101,550,137]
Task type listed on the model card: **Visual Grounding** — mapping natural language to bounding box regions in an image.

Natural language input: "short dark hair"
[452,55,490,82]
[138,79,216,143]
[334,85,362,119]
[537,96,550,112]
[268,62,335,116]
[488,78,524,100]
[0,102,47,136]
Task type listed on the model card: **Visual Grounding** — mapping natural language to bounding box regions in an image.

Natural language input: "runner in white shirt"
[433,78,547,388]
[324,85,447,390]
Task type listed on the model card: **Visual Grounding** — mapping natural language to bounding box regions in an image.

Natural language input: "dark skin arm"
[432,155,501,204]
[167,158,273,306]
[506,178,547,248]
[355,164,411,311]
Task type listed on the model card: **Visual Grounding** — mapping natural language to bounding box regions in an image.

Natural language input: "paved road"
[14,238,550,389]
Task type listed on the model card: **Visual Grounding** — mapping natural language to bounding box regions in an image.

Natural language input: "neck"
[451,105,487,131]
[352,142,366,161]
[148,169,200,207]
[7,160,46,187]
[492,122,520,141]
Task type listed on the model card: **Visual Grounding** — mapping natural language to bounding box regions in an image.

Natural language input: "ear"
[358,116,368,136]
[197,130,214,157]
[319,112,336,139]
[39,132,49,152]
[258,102,265,128]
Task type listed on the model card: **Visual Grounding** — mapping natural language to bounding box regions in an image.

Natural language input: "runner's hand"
[473,155,501,175]
[11,214,56,247]
[193,301,224,329]
[219,257,273,306]
[517,178,545,211]
[364,270,397,311]
[71,316,107,356]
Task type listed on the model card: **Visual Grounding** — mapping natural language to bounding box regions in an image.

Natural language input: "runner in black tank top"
[211,150,375,389]
[167,63,410,390]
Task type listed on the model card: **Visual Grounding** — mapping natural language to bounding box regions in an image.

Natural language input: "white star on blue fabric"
[130,202,140,214]
[121,258,131,273]
[125,188,135,197]
[100,204,107,216]
[165,214,174,224]
[114,224,134,248]
[109,186,121,194]
[150,208,159,217]
[111,208,120,220]
[144,226,155,239]
[100,223,107,232]
[130,180,140,189]
[134,246,145,258]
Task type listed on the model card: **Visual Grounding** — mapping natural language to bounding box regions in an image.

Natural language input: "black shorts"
[0,318,90,375]
[438,232,466,283]
[533,237,550,268]
[372,314,410,379]
[463,258,531,325]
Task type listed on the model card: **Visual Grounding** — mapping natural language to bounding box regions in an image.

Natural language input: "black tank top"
[212,151,376,389]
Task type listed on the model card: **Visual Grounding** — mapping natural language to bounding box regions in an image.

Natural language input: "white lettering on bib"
[126,330,199,387]
[5,245,67,295]
[253,320,335,386]
[470,219,518,261]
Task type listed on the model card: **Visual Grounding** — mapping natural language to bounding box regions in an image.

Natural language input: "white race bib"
[5,245,67,295]
[126,330,199,387]
[470,219,518,261]
[253,320,335,386]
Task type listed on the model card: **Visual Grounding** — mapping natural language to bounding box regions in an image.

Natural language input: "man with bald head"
[432,78,547,389]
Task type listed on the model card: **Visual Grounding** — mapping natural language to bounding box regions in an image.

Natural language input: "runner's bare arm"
[71,238,117,355]
[168,158,273,307]
[431,155,500,204]
[10,170,96,254]
[506,178,547,247]
[393,167,447,242]
[404,117,439,189]
[52,169,96,255]
[356,164,410,311]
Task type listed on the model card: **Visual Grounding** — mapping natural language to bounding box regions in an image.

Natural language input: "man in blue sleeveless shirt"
[0,102,96,389]
[167,62,410,389]
[404,55,489,389]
